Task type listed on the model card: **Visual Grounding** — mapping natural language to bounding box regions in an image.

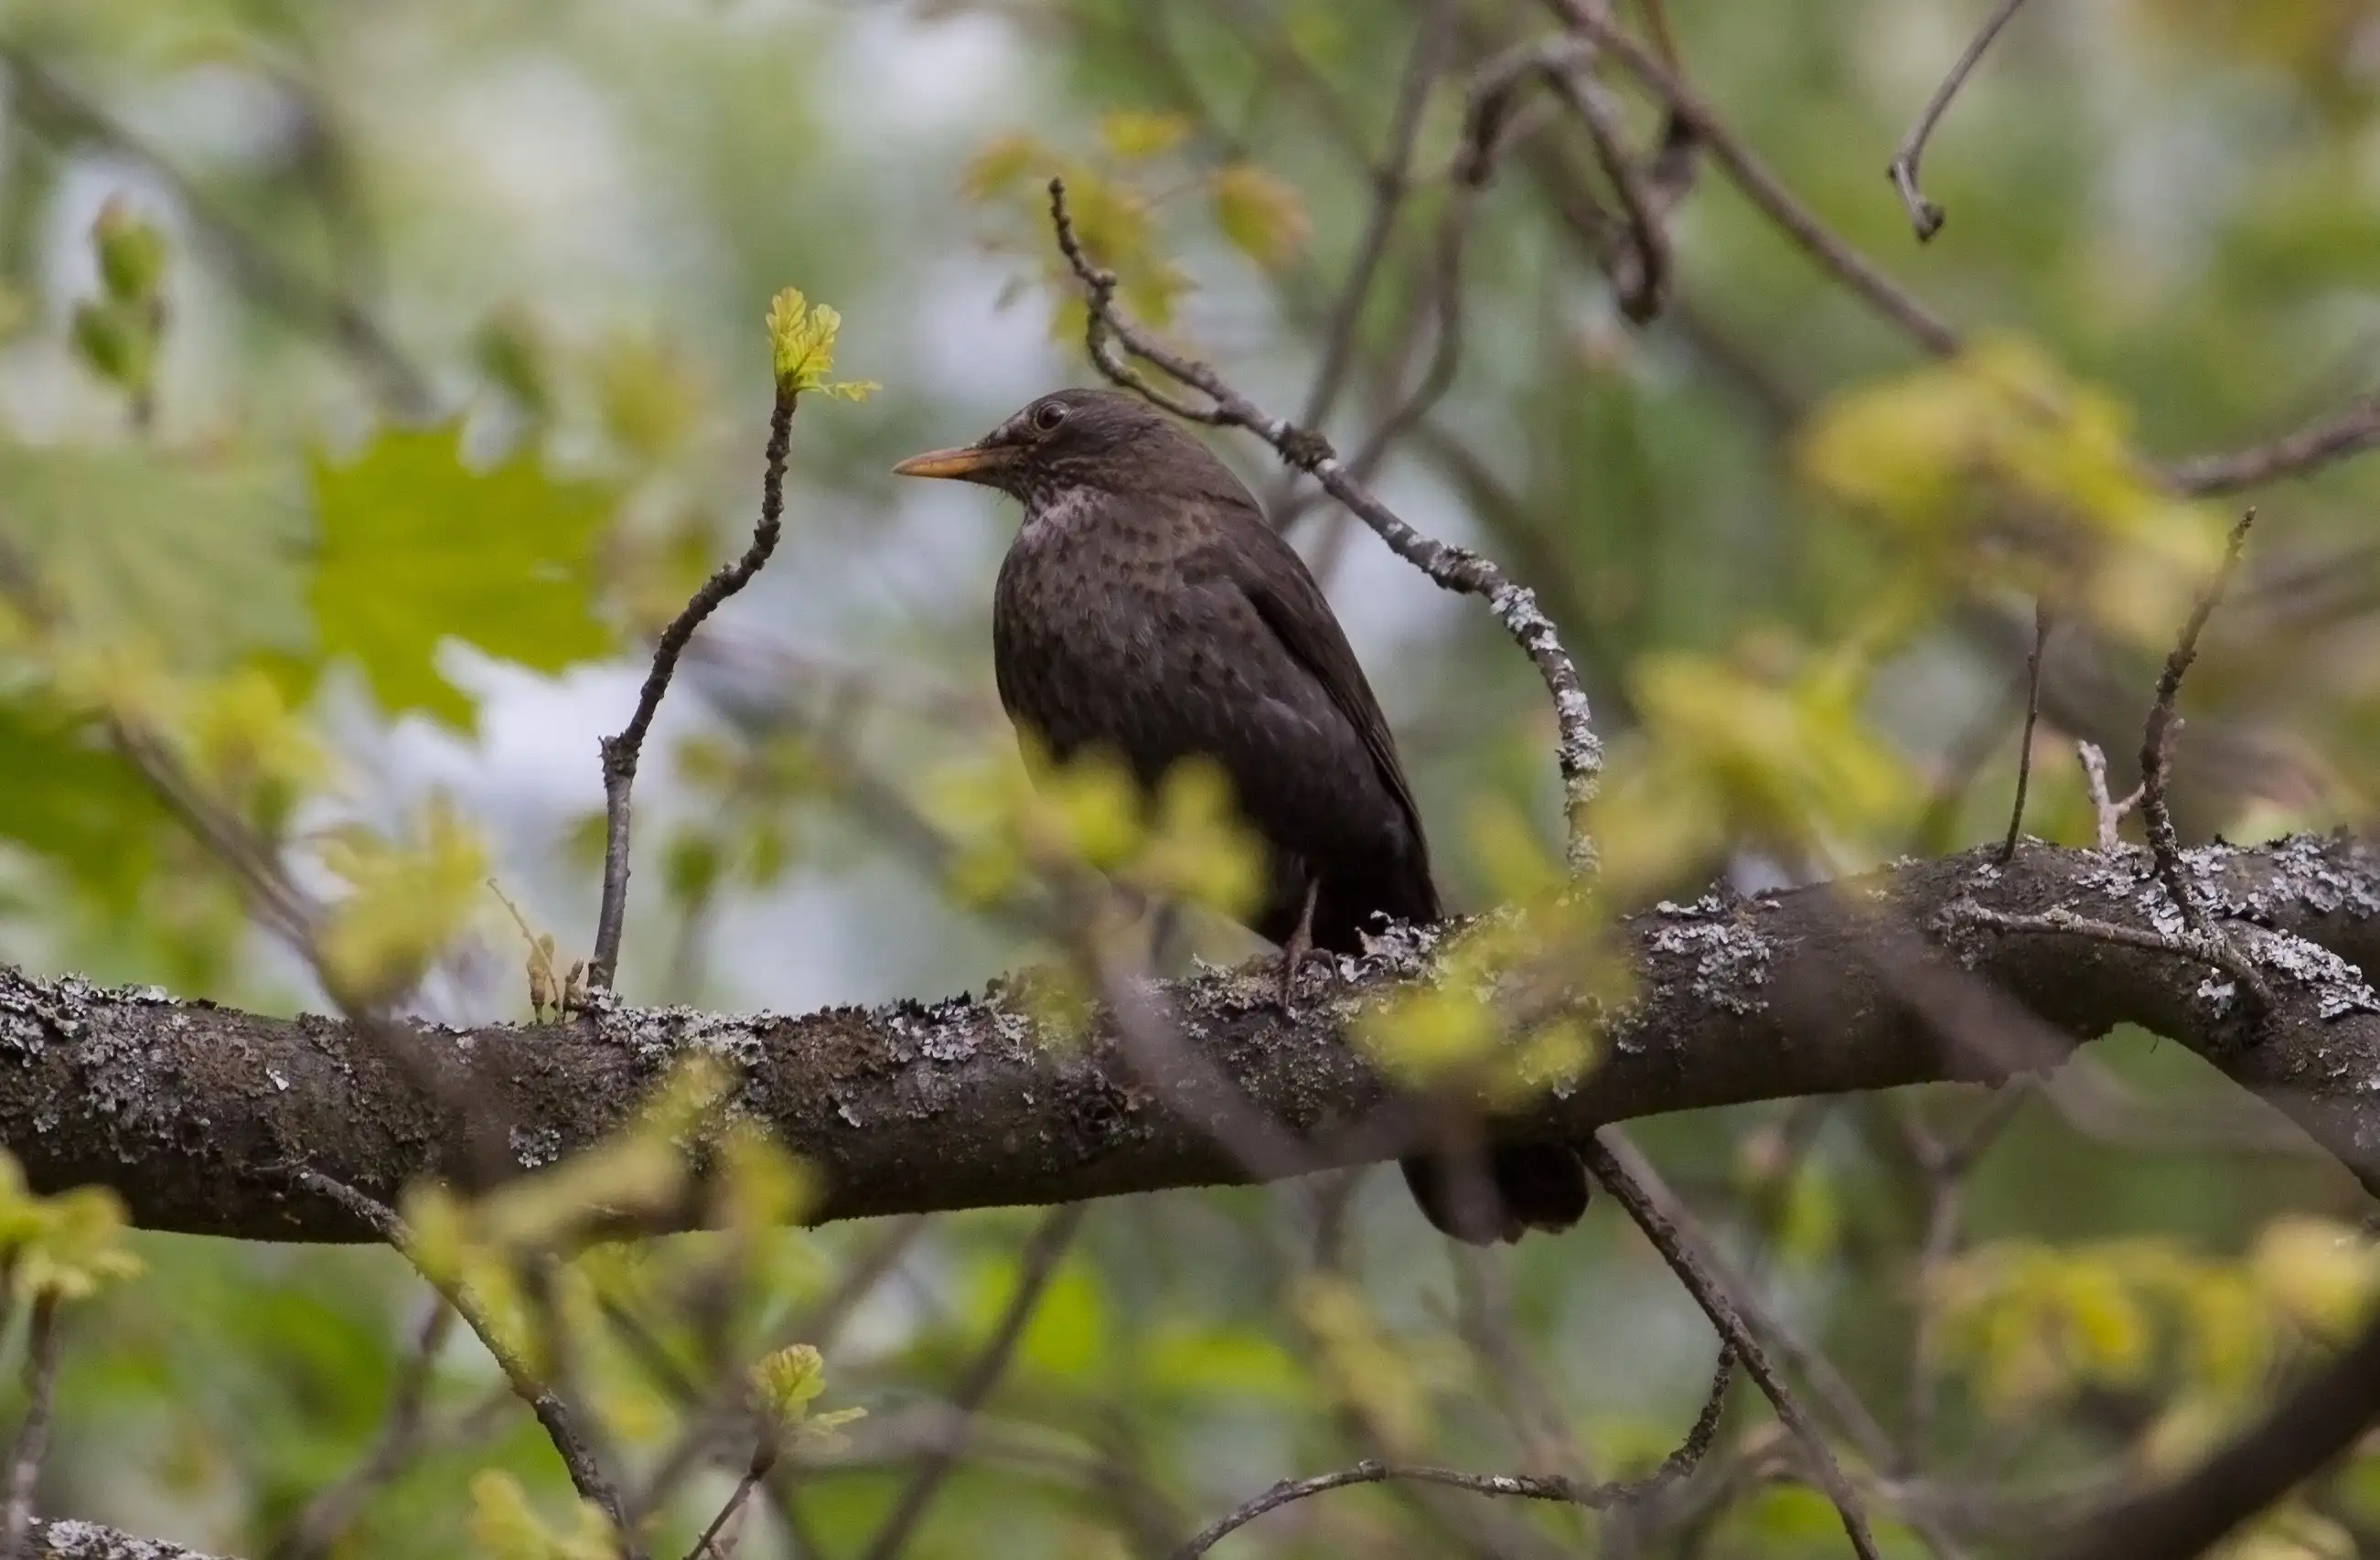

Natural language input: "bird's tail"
[1399,1142,1591,1245]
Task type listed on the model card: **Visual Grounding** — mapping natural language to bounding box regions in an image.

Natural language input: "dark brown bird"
[893,388,1587,1245]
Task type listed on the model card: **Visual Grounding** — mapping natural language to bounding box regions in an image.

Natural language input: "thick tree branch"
[26,1519,241,1560]
[4,835,2378,1243]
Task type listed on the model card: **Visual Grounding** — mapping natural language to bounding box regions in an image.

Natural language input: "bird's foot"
[1272,946,1313,1019]
[1272,880,1322,1019]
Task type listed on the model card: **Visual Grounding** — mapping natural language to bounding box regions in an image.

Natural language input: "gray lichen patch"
[509,1124,563,1170]
[38,1519,220,1559]
[2243,925,2380,1020]
[1647,914,1773,1016]
[2220,833,2380,923]
[0,966,123,1052]
[596,1001,775,1073]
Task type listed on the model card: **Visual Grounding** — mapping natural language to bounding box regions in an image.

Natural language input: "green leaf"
[0,443,306,666]
[0,697,171,908]
[765,288,875,401]
[306,426,616,728]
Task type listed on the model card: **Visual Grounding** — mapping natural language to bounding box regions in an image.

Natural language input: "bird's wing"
[1196,518,1432,874]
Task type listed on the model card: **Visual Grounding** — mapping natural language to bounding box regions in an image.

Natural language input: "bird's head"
[892,388,1218,508]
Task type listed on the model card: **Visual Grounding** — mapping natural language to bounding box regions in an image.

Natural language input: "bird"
[893,387,1588,1245]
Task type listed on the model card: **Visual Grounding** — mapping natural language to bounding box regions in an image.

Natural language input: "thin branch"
[2139,509,2255,937]
[590,381,799,990]
[1045,176,1603,871]
[270,1302,456,1560]
[1898,1089,2025,1471]
[1999,602,2052,861]
[2047,1300,2380,1560]
[2167,392,2380,496]
[1946,903,2274,1011]
[0,1296,60,1560]
[1293,1,1454,441]
[624,1215,928,1525]
[291,1170,646,1559]
[854,1203,1087,1560]
[1582,1132,1886,1560]
[1538,61,1687,321]
[683,1464,764,1560]
[1172,1346,1732,1560]
[783,1214,930,1355]
[1541,0,1962,357]
[1886,0,2037,240]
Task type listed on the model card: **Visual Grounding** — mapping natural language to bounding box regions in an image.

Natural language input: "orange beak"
[891,443,1014,485]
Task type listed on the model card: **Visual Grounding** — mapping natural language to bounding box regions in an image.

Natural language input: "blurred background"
[1,0,2378,1555]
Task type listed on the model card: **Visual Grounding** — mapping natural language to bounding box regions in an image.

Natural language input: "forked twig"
[1171,1345,1733,1559]
[293,1170,645,1558]
[2075,741,2141,849]
[1581,1132,1886,1560]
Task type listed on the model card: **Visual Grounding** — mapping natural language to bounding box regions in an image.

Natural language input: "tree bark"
[30,1515,238,1558]
[3,836,2376,1245]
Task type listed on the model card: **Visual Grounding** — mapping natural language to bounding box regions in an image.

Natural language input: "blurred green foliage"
[0,0,2374,1556]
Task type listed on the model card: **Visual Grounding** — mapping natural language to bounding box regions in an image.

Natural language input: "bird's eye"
[1032,401,1068,432]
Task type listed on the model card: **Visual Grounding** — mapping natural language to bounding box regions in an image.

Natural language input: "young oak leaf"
[751,1343,867,1458]
[766,288,876,401]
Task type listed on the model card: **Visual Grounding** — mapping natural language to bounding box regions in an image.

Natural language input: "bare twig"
[1886,0,2037,240]
[782,1215,930,1356]
[2167,393,2380,496]
[1538,61,1685,321]
[684,1464,764,1560]
[271,1303,456,1560]
[1292,1,1454,443]
[1457,30,1679,324]
[0,1296,60,1560]
[1898,1090,2026,1470]
[1582,1132,1887,1560]
[624,1216,929,1525]
[590,382,799,990]
[1542,0,1962,357]
[2139,509,2255,933]
[292,1170,646,1558]
[854,1204,1087,1560]
[1045,176,1603,871]
[1946,903,2270,1003]
[2074,742,2140,850]
[1173,1345,1732,1559]
[1999,601,2052,861]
